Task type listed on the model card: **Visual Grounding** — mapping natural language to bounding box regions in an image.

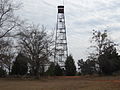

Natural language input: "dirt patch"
[0,76,120,90]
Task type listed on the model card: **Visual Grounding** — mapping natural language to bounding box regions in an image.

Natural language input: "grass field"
[0,76,120,90]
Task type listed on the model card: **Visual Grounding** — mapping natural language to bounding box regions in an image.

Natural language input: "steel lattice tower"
[54,6,68,67]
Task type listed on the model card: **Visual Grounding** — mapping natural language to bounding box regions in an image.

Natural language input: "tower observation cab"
[58,6,64,13]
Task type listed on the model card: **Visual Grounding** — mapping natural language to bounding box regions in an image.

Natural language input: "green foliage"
[11,53,28,75]
[90,30,120,75]
[0,67,6,77]
[65,55,76,76]
[98,45,120,75]
[46,62,63,76]
[78,59,96,75]
[54,64,63,76]
[46,62,55,76]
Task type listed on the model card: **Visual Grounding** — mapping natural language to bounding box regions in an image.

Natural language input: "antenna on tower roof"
[60,0,64,6]
[63,0,64,5]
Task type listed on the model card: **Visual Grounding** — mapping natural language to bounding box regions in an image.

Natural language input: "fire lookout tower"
[54,5,68,67]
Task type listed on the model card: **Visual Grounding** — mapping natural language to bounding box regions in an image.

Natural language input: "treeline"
[78,30,120,76]
[47,55,76,76]
[0,52,76,77]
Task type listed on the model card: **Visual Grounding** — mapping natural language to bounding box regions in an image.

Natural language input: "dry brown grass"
[0,76,120,90]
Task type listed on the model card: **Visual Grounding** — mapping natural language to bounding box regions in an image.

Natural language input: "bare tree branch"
[0,0,21,38]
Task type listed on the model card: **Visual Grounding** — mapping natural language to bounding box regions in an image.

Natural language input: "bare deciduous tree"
[18,25,53,76]
[0,0,22,75]
[0,38,14,74]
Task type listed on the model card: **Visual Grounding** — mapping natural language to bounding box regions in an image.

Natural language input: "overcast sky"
[17,0,120,62]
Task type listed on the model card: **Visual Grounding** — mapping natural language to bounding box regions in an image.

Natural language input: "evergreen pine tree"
[65,55,76,76]
[54,63,63,76]
[11,53,28,75]
[98,46,120,75]
[0,67,6,77]
[46,62,55,76]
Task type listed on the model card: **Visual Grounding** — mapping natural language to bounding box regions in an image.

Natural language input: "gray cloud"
[18,0,120,61]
